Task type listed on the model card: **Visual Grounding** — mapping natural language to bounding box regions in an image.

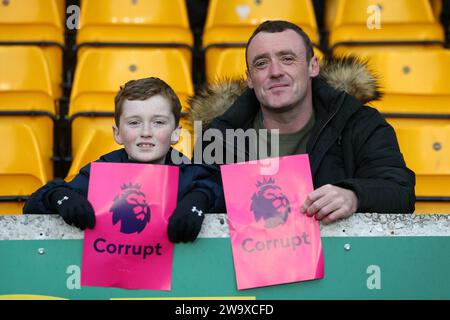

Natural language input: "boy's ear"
[170,125,181,145]
[112,125,123,145]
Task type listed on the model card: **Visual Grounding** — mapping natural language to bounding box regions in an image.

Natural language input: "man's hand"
[301,184,358,224]
[48,187,95,230]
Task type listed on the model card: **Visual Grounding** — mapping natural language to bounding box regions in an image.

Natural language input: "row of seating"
[1,1,447,87]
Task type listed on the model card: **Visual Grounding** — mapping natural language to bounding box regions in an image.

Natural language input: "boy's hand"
[168,191,207,243]
[48,188,96,230]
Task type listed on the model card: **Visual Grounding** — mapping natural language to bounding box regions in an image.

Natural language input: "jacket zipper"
[308,92,346,152]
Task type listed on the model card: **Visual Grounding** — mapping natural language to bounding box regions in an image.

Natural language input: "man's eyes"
[254,60,269,68]
[281,55,295,63]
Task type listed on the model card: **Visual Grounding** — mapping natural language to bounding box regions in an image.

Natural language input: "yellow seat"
[0,0,64,99]
[351,48,450,116]
[430,0,443,20]
[206,46,324,84]
[326,0,444,49]
[0,46,55,115]
[388,118,450,213]
[69,47,194,117]
[76,0,193,69]
[203,0,319,47]
[0,122,49,214]
[68,116,193,182]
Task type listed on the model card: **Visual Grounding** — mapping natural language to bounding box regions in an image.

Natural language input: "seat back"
[0,46,55,114]
[326,0,444,47]
[204,0,319,45]
[0,122,48,214]
[0,0,63,43]
[77,0,192,46]
[69,47,193,116]
[388,118,450,199]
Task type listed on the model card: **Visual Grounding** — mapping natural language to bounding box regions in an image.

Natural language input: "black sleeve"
[334,110,416,213]
[22,163,92,214]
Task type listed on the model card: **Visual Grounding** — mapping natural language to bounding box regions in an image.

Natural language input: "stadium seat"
[0,0,64,99]
[203,0,319,46]
[0,122,49,214]
[0,46,56,201]
[69,47,193,117]
[67,116,193,182]
[430,0,443,20]
[206,46,324,84]
[350,48,450,116]
[388,118,450,213]
[325,0,445,50]
[0,46,55,115]
[76,0,193,69]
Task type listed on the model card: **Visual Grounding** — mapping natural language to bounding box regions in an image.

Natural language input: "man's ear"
[246,69,254,89]
[112,125,123,145]
[309,56,320,78]
[170,125,181,145]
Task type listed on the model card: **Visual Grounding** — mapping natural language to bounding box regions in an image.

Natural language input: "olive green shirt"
[252,109,315,159]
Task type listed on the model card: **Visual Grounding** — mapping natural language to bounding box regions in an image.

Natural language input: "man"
[192,20,415,224]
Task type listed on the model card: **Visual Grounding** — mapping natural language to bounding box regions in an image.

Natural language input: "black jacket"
[23,148,222,214]
[200,77,416,213]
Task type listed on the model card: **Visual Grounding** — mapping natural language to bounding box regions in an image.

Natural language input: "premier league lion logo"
[110,183,151,234]
[250,177,291,229]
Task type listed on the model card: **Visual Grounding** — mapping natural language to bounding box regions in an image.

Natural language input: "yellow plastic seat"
[0,0,64,99]
[0,46,55,115]
[76,0,193,69]
[69,47,194,117]
[326,0,444,49]
[68,116,193,182]
[206,46,324,84]
[351,48,450,116]
[430,0,443,20]
[0,122,49,214]
[388,118,450,213]
[203,0,319,47]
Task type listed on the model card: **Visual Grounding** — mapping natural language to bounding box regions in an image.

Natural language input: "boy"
[24,77,220,243]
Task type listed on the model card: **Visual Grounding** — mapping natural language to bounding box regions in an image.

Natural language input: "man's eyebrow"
[276,50,297,57]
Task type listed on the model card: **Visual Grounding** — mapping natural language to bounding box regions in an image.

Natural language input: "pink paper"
[81,162,179,290]
[220,154,324,290]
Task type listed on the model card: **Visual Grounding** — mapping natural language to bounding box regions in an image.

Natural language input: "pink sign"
[81,162,179,290]
[220,154,324,290]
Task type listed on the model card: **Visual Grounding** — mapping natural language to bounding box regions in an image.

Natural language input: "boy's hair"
[114,77,182,126]
[245,20,314,69]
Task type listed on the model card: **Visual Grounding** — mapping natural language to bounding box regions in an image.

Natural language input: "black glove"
[168,191,209,243]
[46,187,95,230]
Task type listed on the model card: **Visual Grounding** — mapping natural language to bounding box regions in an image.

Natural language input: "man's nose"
[268,60,283,78]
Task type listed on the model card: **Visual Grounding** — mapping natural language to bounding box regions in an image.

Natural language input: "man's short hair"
[114,77,182,126]
[245,20,315,69]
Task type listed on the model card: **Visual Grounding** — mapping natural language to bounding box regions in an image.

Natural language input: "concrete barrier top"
[1,213,450,240]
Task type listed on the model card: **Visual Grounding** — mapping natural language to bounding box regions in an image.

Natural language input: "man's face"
[113,95,180,163]
[246,30,319,111]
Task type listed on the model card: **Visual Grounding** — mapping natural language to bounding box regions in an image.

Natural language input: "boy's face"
[113,95,180,164]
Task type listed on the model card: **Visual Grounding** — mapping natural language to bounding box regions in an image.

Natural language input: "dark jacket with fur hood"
[189,56,416,213]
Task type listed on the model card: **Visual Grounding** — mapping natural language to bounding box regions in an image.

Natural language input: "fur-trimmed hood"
[188,55,382,126]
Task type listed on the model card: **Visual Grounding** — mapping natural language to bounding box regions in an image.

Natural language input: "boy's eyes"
[126,120,167,126]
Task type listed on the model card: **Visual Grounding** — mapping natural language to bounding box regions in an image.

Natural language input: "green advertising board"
[1,214,449,300]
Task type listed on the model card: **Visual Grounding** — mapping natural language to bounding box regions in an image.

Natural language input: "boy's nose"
[140,124,153,137]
